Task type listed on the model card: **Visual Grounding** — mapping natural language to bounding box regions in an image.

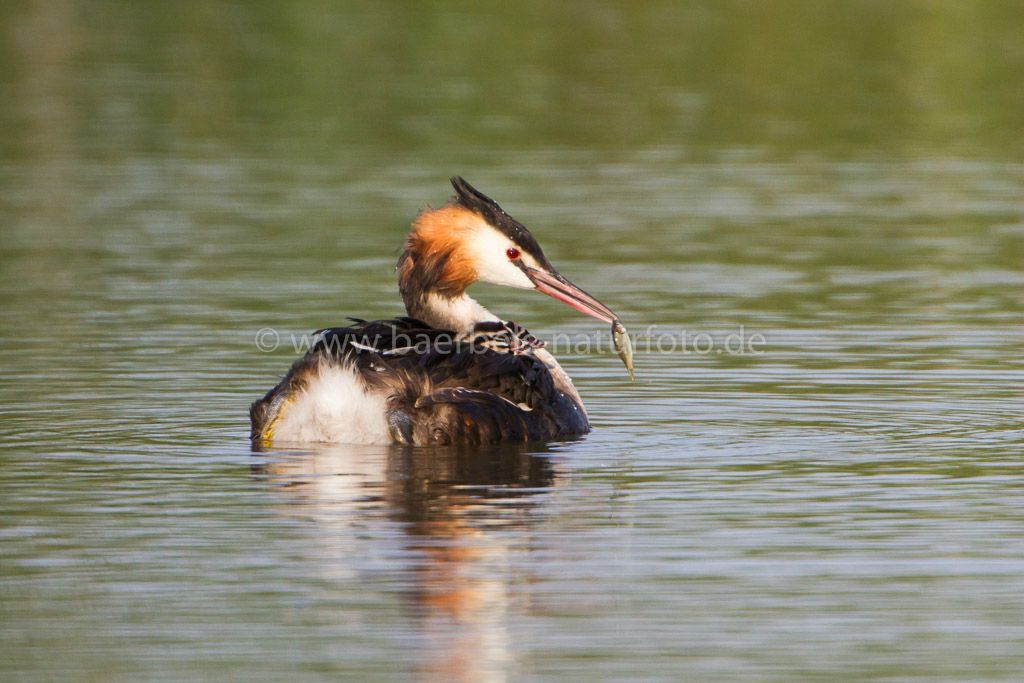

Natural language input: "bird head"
[398,177,618,324]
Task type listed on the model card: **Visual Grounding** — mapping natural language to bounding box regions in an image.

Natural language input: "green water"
[2,2,1023,681]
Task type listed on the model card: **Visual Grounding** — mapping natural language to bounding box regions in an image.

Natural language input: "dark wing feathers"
[251,317,588,445]
[406,388,536,444]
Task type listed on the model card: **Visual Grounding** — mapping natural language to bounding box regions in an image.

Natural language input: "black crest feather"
[450,177,552,269]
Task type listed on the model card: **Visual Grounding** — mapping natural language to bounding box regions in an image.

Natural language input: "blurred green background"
[4,1,1023,160]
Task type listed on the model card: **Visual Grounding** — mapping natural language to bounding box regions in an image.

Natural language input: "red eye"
[506,247,521,260]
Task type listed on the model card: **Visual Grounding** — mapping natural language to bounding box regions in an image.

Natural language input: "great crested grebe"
[250,177,631,446]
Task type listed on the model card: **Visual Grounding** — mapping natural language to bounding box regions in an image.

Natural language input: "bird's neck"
[398,245,499,333]
[403,290,499,334]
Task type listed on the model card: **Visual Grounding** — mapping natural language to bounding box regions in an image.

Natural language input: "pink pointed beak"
[524,267,618,324]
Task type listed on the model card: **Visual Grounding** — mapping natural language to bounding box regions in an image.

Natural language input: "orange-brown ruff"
[398,205,481,299]
[251,177,622,446]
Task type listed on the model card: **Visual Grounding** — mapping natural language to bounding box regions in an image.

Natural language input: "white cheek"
[467,229,534,289]
[478,255,533,288]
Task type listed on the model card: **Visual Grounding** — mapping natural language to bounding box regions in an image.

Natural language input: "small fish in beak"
[612,320,635,381]
[523,265,635,380]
